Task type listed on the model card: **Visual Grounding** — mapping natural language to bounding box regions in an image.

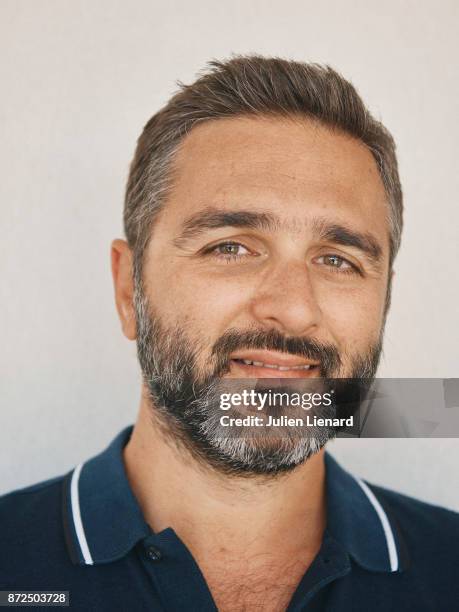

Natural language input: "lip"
[228,349,320,379]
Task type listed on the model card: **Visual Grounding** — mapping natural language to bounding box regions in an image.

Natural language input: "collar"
[62,426,408,572]
[324,453,408,573]
[62,426,151,565]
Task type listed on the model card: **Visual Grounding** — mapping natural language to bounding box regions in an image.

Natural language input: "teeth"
[239,360,313,370]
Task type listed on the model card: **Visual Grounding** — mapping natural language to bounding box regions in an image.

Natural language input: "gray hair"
[124,55,403,283]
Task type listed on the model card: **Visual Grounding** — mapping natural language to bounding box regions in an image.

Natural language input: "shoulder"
[369,481,459,531]
[0,474,70,587]
[367,482,459,566]
[0,474,65,525]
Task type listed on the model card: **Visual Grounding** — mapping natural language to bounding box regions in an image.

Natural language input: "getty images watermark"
[213,379,459,438]
[218,388,354,428]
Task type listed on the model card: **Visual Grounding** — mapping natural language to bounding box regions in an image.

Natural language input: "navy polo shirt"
[1,427,458,611]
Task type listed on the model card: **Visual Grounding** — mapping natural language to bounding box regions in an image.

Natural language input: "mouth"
[227,350,321,379]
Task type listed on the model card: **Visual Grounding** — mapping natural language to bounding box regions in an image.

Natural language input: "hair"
[124,55,403,284]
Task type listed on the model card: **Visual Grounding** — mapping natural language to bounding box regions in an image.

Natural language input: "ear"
[111,239,137,340]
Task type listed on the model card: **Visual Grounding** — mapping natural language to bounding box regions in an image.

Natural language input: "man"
[1,56,458,611]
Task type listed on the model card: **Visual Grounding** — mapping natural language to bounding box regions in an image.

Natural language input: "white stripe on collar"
[70,463,94,565]
[355,477,399,572]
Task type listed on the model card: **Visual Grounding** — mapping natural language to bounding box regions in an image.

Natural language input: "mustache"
[210,328,341,376]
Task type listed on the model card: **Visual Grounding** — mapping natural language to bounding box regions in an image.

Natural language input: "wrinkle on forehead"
[157,115,389,252]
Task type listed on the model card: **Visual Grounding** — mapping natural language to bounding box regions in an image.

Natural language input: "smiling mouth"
[228,351,321,378]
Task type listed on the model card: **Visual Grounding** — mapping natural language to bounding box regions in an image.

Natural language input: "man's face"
[134,116,391,473]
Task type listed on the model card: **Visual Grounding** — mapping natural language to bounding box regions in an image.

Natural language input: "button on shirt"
[1,426,458,611]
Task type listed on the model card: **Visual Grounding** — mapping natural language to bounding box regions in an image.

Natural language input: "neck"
[123,389,327,560]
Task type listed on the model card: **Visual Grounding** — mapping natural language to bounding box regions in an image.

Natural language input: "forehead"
[162,115,389,245]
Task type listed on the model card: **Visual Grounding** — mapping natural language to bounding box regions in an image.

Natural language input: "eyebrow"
[174,207,384,263]
[312,220,383,263]
[173,208,281,246]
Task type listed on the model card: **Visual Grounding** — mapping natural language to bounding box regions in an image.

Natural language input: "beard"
[134,283,382,477]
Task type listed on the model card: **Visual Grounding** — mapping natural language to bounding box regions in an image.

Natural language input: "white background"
[1,0,458,509]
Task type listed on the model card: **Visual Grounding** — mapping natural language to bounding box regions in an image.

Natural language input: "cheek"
[316,282,386,351]
[152,263,251,334]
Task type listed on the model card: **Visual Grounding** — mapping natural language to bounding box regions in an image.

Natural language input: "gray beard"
[134,284,382,477]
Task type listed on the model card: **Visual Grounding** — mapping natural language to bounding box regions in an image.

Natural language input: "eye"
[315,254,358,273]
[204,241,253,261]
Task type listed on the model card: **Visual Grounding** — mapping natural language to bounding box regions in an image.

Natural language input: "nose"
[249,260,322,337]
